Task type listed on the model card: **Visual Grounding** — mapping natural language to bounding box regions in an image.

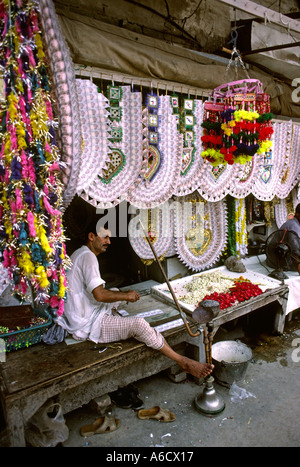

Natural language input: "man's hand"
[92,285,140,303]
[126,290,141,302]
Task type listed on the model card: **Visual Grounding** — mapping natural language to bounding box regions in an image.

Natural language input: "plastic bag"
[41,324,67,345]
[229,382,256,403]
[25,400,69,447]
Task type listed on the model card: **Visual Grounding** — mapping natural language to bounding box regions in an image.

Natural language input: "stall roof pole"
[215,0,300,34]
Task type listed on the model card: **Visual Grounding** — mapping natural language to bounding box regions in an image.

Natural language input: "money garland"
[0,0,69,316]
[173,99,207,197]
[127,95,181,208]
[252,121,292,201]
[128,201,175,263]
[75,79,110,194]
[275,123,300,199]
[174,196,228,271]
[82,86,144,208]
[274,190,299,228]
[142,94,161,183]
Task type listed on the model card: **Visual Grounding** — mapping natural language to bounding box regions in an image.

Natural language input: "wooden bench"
[0,294,203,447]
[0,283,289,446]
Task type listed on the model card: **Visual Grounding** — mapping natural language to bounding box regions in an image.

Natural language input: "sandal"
[80,413,121,437]
[137,406,176,423]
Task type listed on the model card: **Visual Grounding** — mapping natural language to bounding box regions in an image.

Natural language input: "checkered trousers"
[97,313,164,350]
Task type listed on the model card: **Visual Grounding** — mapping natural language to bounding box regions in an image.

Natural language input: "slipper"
[80,414,121,437]
[137,406,176,423]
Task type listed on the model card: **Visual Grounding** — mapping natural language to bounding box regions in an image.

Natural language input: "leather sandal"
[137,406,176,422]
[80,413,121,436]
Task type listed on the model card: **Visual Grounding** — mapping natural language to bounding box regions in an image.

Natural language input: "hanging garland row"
[0,0,69,316]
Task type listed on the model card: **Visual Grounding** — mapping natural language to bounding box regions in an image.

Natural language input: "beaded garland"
[0,0,69,316]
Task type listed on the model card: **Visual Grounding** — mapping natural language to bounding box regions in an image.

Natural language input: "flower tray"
[0,305,52,352]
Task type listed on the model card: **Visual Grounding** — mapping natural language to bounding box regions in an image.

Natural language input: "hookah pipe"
[138,219,200,338]
[193,300,225,415]
[203,322,214,365]
[194,300,218,365]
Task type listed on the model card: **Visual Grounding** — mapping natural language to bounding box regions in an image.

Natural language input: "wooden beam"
[215,0,300,34]
[243,41,300,56]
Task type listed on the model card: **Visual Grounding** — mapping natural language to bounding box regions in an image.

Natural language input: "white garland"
[39,0,82,209]
[174,197,228,271]
[128,201,175,260]
[82,86,144,208]
[75,79,109,194]
[127,95,182,208]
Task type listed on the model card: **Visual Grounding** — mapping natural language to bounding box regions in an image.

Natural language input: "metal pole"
[138,219,200,338]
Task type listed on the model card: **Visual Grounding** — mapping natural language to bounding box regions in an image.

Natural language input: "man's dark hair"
[295,204,300,215]
[84,217,109,241]
[84,219,98,241]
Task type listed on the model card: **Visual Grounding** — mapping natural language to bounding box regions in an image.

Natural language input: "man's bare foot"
[177,356,214,379]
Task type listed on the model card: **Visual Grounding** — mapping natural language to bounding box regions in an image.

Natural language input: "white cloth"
[56,245,113,340]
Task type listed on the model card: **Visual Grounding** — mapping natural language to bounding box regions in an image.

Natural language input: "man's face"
[90,227,111,255]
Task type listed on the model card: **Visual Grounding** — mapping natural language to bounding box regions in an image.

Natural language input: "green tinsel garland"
[226,195,237,257]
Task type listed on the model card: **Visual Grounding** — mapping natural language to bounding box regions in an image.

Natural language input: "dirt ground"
[62,310,300,449]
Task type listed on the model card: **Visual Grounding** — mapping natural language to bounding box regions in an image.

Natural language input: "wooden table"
[152,282,289,335]
[0,294,203,447]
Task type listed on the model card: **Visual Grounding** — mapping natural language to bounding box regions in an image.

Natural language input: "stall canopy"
[52,0,300,119]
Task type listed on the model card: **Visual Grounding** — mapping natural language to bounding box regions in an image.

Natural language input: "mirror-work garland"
[0,0,70,316]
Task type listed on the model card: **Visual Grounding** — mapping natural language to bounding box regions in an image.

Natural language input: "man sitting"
[56,221,213,381]
[280,203,300,275]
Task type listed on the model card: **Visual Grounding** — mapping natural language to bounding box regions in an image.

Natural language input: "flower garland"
[235,198,248,258]
[0,0,69,317]
[201,80,274,166]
